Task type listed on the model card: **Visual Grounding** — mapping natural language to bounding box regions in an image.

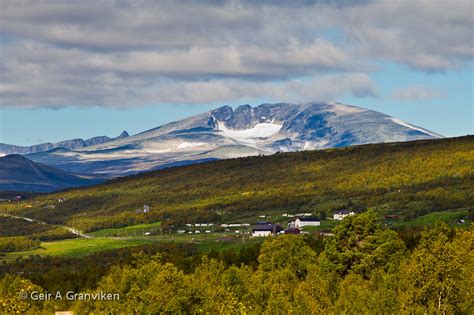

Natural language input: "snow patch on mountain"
[216,121,283,145]
[145,148,172,154]
[389,117,441,138]
[303,139,329,150]
[177,142,206,149]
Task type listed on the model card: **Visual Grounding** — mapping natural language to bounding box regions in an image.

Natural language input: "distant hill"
[18,101,442,176]
[9,136,473,232]
[0,155,105,193]
[0,131,129,155]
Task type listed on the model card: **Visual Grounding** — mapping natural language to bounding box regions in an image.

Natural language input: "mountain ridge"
[5,101,443,176]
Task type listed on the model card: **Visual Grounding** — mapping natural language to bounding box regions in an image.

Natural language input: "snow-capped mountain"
[21,102,442,176]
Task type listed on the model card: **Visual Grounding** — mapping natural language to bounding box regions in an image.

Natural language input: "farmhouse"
[251,224,282,237]
[333,210,355,221]
[294,217,320,228]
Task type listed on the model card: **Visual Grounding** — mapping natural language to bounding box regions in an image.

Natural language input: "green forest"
[1,212,472,314]
[0,136,473,313]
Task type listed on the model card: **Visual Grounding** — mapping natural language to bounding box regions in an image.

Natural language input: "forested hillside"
[3,136,473,232]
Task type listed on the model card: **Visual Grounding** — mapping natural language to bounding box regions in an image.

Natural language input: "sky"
[0,0,473,146]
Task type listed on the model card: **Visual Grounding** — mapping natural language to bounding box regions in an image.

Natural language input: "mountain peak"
[211,105,233,121]
[117,131,129,138]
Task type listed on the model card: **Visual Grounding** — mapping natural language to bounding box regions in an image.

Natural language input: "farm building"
[333,210,355,221]
[293,217,320,228]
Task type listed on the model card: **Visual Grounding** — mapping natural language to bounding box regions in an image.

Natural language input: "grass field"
[3,237,154,262]
[90,221,162,237]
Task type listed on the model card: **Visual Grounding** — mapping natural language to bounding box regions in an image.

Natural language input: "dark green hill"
[4,136,473,232]
[0,155,104,193]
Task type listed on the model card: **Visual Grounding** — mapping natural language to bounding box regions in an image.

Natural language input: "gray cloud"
[0,0,471,107]
[339,0,473,71]
[0,63,378,107]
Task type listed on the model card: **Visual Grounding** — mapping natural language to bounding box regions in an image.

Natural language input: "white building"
[251,224,283,237]
[221,223,242,227]
[251,226,273,237]
[333,210,355,221]
[294,217,320,228]
[195,223,213,227]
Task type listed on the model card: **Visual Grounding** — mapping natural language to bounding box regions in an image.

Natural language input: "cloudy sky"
[0,0,472,145]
